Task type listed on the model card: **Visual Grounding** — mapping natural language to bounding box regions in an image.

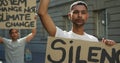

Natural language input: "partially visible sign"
[45,37,120,63]
[0,0,36,29]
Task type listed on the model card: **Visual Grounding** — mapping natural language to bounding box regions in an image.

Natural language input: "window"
[94,9,109,39]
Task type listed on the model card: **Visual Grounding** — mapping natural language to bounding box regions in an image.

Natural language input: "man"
[0,28,36,63]
[38,0,116,46]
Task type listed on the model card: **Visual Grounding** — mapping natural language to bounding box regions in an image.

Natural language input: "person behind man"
[38,0,116,46]
[0,27,36,63]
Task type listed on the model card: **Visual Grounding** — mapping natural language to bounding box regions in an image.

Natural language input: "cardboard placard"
[0,0,36,29]
[45,37,120,63]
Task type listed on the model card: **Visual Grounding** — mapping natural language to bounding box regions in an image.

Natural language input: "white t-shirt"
[55,27,99,42]
[3,37,27,63]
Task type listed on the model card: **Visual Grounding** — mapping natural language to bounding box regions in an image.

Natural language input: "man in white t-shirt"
[55,27,99,42]
[0,28,36,63]
[38,0,116,45]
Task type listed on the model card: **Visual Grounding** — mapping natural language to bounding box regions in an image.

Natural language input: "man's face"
[9,29,19,41]
[69,5,88,27]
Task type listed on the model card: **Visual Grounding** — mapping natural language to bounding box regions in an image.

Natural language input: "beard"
[72,18,85,27]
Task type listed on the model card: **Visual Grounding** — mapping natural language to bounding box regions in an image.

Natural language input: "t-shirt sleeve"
[92,36,99,42]
[2,38,9,44]
[19,37,27,43]
[55,27,64,37]
[89,35,99,42]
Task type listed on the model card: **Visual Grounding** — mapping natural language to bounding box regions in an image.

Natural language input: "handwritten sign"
[0,0,36,29]
[45,37,120,63]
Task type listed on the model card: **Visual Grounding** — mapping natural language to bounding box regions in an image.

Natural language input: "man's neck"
[12,39,17,42]
[72,26,84,35]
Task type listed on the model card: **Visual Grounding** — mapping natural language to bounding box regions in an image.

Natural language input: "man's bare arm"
[38,0,56,36]
[26,28,37,42]
[0,37,3,43]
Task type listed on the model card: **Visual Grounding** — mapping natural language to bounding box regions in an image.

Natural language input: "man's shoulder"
[2,38,10,41]
[85,33,99,41]
[18,37,27,40]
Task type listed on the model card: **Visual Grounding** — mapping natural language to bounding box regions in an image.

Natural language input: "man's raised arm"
[26,28,37,42]
[38,0,56,36]
[0,37,3,43]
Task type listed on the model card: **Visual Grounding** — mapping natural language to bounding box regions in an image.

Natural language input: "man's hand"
[102,38,116,46]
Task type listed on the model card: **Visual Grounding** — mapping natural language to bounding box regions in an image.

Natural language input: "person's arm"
[38,0,56,36]
[0,37,3,43]
[25,13,37,42]
[26,28,36,42]
[102,38,116,46]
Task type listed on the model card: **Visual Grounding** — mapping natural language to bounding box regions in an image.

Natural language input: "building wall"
[104,0,120,42]
[87,0,120,42]
[0,0,120,63]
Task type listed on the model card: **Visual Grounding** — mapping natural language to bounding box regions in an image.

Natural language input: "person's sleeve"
[2,38,9,44]
[55,27,65,37]
[19,37,27,44]
[92,36,99,42]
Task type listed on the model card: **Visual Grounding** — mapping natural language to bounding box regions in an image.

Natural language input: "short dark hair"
[9,29,19,34]
[70,1,88,11]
